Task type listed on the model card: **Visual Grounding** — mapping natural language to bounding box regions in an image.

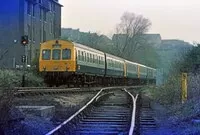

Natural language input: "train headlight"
[66,66,69,71]
[43,66,46,71]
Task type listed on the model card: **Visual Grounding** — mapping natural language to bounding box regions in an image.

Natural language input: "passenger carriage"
[39,39,156,86]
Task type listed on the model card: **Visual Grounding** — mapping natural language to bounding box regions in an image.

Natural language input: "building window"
[40,27,42,42]
[33,5,35,16]
[44,10,47,21]
[59,25,61,37]
[27,2,31,15]
[43,30,46,42]
[53,3,55,11]
[50,20,53,34]
[28,24,31,41]
[32,24,35,41]
[49,1,52,11]
[39,8,42,20]
[39,0,42,4]
[53,16,56,37]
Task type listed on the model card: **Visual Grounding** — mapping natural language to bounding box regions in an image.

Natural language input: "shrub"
[0,69,45,87]
[146,74,181,105]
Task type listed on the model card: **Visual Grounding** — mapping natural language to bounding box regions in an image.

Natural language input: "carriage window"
[87,53,89,62]
[93,54,95,63]
[101,57,104,65]
[78,50,80,60]
[98,56,100,64]
[90,54,92,63]
[107,59,110,66]
[81,51,84,61]
[52,49,61,60]
[95,55,98,64]
[84,52,87,61]
[42,49,51,60]
[62,49,71,60]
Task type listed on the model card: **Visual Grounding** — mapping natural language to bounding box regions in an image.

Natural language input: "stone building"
[0,0,62,68]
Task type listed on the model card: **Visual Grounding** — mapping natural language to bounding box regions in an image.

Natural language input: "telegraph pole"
[21,35,28,87]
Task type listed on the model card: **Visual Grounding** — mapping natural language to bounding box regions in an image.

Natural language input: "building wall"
[0,0,24,68]
[0,0,62,68]
[24,0,62,64]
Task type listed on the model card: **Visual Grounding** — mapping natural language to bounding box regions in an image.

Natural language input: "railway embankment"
[143,72,200,134]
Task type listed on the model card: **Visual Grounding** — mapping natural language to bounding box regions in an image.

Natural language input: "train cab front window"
[52,49,61,60]
[62,49,71,60]
[42,49,51,60]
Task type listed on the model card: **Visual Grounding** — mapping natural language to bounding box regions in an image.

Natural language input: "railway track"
[13,87,100,98]
[138,96,157,135]
[13,86,141,98]
[45,87,138,135]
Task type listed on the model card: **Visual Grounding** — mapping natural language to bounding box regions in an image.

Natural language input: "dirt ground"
[3,92,96,135]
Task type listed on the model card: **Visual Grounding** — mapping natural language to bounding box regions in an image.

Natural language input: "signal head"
[21,35,29,45]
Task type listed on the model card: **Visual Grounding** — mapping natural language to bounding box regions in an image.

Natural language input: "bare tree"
[114,12,152,58]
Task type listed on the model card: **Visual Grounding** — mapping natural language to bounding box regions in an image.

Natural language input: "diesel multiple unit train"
[39,40,156,86]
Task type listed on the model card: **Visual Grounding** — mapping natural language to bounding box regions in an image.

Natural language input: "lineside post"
[21,35,28,87]
[181,73,187,103]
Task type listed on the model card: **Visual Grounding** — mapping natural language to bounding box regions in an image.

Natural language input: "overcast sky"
[59,0,200,43]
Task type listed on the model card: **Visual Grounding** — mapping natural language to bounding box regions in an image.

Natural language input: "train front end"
[39,40,76,86]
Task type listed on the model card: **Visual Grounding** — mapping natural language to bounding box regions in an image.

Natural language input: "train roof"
[73,42,104,55]
[105,53,125,62]
[125,60,139,65]
[125,60,156,70]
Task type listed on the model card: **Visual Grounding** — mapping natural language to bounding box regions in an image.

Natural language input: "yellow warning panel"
[181,73,187,103]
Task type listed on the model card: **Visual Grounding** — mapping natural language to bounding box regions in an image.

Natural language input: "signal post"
[21,35,28,87]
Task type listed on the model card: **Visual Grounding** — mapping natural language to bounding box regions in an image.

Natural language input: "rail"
[13,88,83,97]
[45,86,140,135]
[124,88,139,135]
[14,87,79,90]
[45,87,117,135]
